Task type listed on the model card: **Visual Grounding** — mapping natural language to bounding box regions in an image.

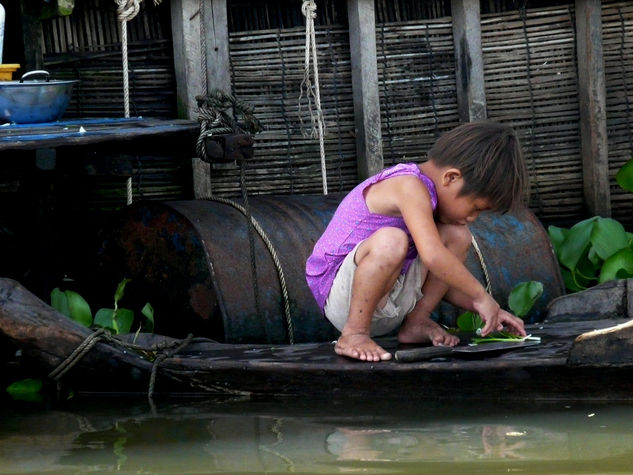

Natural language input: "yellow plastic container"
[0,65,21,81]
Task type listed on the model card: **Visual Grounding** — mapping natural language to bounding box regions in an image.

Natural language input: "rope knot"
[301,0,317,20]
[115,0,140,22]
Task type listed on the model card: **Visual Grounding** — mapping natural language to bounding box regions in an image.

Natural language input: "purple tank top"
[305,163,437,311]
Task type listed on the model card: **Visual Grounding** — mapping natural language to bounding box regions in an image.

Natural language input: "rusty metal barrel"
[100,195,564,343]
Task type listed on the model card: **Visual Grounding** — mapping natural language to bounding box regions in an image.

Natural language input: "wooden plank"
[451,0,486,122]
[0,118,199,152]
[576,0,611,217]
[2,277,633,399]
[347,0,383,180]
[170,0,205,120]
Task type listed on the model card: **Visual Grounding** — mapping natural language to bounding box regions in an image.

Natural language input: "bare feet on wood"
[397,317,459,347]
[335,333,392,362]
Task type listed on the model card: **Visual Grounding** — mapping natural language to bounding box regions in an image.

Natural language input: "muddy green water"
[2,396,633,474]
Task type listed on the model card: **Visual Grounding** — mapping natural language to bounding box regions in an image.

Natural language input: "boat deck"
[1,277,631,400]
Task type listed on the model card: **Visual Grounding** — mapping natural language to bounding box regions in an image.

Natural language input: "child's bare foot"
[335,333,392,361]
[397,317,459,346]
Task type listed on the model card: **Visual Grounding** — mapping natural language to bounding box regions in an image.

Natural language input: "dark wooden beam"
[347,0,383,180]
[20,0,44,71]
[575,0,611,217]
[451,0,486,122]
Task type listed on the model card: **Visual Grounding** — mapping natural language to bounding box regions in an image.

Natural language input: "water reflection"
[2,397,633,473]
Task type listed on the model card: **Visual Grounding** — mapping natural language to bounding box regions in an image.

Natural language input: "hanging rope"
[277,30,296,194]
[516,1,543,214]
[470,234,492,294]
[379,22,396,165]
[299,0,328,195]
[115,0,161,206]
[202,195,296,344]
[618,7,633,155]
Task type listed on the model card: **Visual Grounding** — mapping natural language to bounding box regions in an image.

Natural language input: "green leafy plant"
[51,279,154,335]
[548,158,633,293]
[548,217,633,292]
[6,378,44,403]
[456,280,543,344]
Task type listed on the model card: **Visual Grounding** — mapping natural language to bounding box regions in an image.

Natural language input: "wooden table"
[0,117,199,152]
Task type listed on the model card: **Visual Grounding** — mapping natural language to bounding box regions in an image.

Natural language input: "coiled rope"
[195,89,263,161]
[49,328,194,399]
[299,0,328,195]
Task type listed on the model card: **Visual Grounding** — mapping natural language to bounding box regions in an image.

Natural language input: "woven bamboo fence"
[481,4,583,225]
[28,0,633,224]
[209,25,357,196]
[40,0,176,119]
[603,1,633,227]
[375,18,460,166]
[38,0,187,210]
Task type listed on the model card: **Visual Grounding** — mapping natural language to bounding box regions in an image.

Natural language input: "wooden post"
[347,0,383,180]
[171,0,231,197]
[20,0,44,71]
[170,0,204,120]
[575,0,611,217]
[451,0,486,122]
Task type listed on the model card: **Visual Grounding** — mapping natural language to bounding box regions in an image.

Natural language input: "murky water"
[2,395,633,474]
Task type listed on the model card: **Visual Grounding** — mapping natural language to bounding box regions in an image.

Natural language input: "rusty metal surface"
[103,196,563,343]
[465,208,565,323]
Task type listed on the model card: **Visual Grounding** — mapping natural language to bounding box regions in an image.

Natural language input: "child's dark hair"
[428,120,529,212]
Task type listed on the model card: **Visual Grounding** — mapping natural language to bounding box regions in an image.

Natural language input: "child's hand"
[472,294,502,336]
[474,296,527,337]
[496,309,527,336]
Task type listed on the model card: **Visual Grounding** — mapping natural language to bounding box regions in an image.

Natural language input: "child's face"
[436,181,492,226]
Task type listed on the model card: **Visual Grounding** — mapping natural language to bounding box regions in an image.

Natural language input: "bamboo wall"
[33,0,633,226]
[41,0,176,118]
[481,5,582,223]
[217,0,633,227]
[213,26,358,195]
[604,2,633,225]
[37,0,188,208]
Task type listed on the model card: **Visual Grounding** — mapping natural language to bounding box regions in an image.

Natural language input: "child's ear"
[442,168,463,186]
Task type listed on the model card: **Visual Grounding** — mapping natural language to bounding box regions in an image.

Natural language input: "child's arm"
[369,175,507,336]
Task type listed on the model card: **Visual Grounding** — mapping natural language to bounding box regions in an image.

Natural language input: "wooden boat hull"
[1,277,632,400]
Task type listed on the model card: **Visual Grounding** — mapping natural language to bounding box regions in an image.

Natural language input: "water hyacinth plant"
[51,278,154,335]
[456,280,543,344]
[548,157,633,293]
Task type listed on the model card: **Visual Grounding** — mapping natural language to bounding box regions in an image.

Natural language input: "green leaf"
[590,218,629,261]
[64,290,92,328]
[456,311,483,332]
[558,217,598,270]
[598,248,633,283]
[547,225,568,259]
[114,279,132,306]
[50,287,70,317]
[114,308,134,334]
[561,268,586,292]
[508,281,543,318]
[94,308,116,333]
[587,246,602,267]
[616,157,633,193]
[141,302,154,333]
[6,378,43,402]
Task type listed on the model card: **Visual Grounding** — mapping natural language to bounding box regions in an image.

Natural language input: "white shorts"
[323,241,427,337]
